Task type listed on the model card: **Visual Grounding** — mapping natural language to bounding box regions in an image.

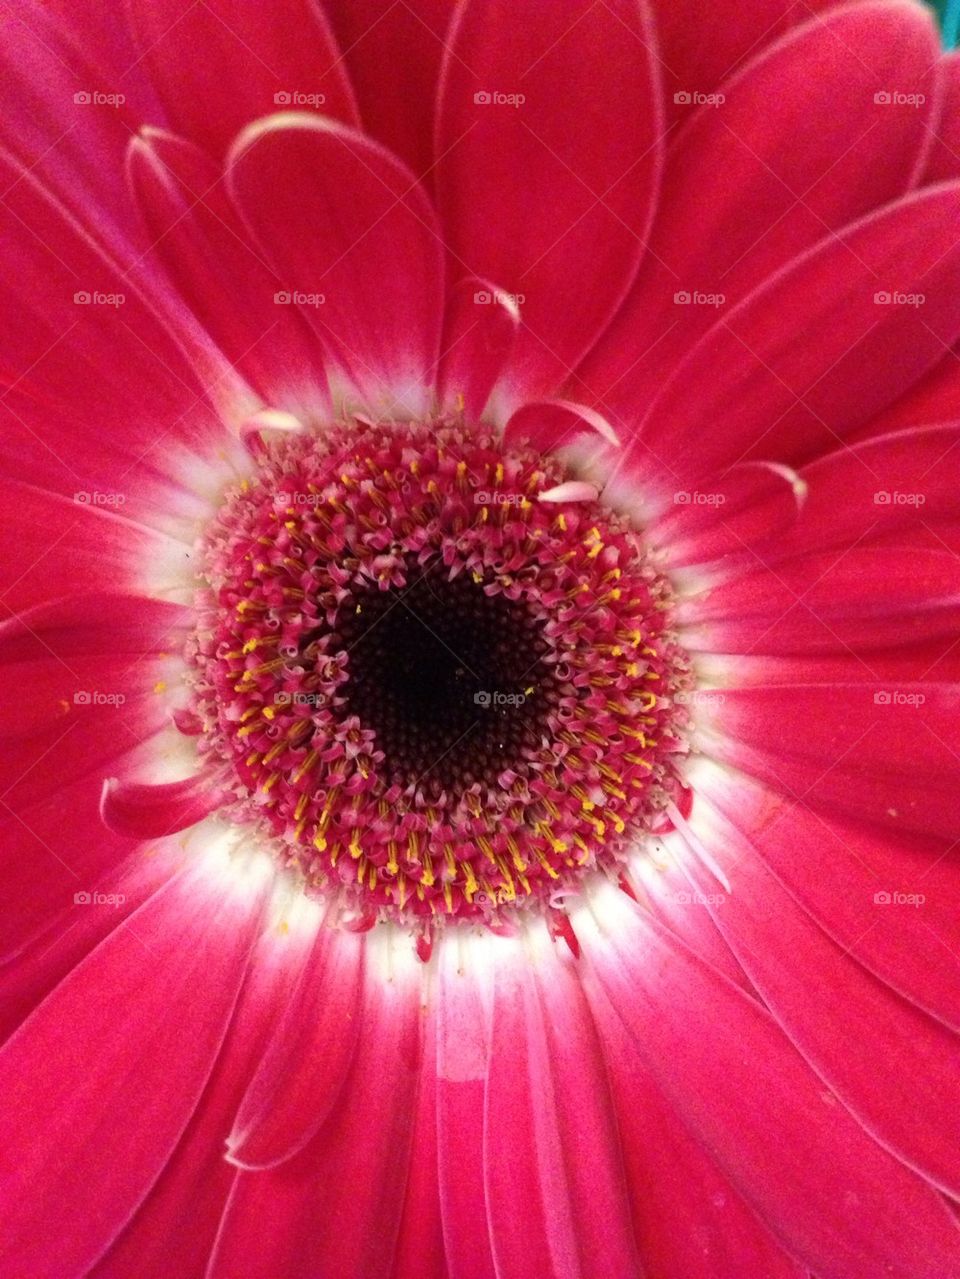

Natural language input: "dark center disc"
[331,560,554,793]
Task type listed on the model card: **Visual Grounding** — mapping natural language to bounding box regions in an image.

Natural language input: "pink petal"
[323,0,454,180]
[484,942,578,1277]
[128,129,332,421]
[392,1009,446,1279]
[579,1,940,416]
[578,887,960,1279]
[436,942,497,1279]
[0,592,187,740]
[765,423,960,561]
[679,547,960,654]
[630,183,960,495]
[650,461,806,570]
[227,115,444,417]
[127,0,358,155]
[89,921,311,1279]
[0,770,163,962]
[0,863,265,1277]
[679,797,960,1199]
[699,681,960,840]
[0,591,185,957]
[923,51,960,182]
[0,846,180,1041]
[0,5,164,241]
[209,948,422,1277]
[100,771,226,839]
[635,860,754,993]
[872,350,960,438]
[226,926,363,1168]
[599,990,806,1278]
[653,0,838,126]
[436,0,663,407]
[481,934,641,1278]
[700,765,960,1035]
[438,278,520,421]
[0,479,186,615]
[531,941,643,1277]
[0,150,243,506]
[503,400,620,454]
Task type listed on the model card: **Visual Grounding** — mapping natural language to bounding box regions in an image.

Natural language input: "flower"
[2,0,960,1275]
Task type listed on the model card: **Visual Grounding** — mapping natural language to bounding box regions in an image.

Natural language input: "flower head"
[186,419,688,926]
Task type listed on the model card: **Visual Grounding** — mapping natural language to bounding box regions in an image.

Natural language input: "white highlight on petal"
[187,820,276,903]
[262,875,325,942]
[240,408,306,458]
[365,920,426,989]
[539,480,600,504]
[572,874,638,945]
[665,798,732,894]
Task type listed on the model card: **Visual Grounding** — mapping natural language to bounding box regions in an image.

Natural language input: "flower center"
[187,419,689,923]
[332,561,553,794]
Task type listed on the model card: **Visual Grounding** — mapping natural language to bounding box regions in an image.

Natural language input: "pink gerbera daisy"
[3,0,960,1275]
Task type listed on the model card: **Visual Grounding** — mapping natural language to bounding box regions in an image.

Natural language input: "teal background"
[928,0,958,47]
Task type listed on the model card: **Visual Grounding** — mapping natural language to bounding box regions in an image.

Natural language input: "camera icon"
[274,90,292,104]
[474,690,491,707]
[874,690,891,705]
[274,291,292,304]
[74,890,92,904]
[74,291,91,304]
[73,91,91,105]
[74,690,91,704]
[673,290,691,304]
[673,91,692,104]
[274,691,293,705]
[673,491,691,504]
[474,91,492,105]
[474,290,492,305]
[873,890,892,904]
[873,91,891,105]
[874,291,891,305]
[873,490,891,505]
